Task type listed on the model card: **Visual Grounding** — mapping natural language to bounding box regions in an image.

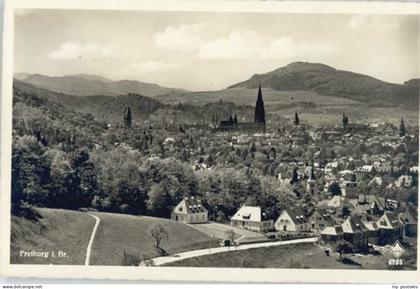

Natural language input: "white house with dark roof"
[274,209,310,232]
[171,196,208,224]
[230,206,273,232]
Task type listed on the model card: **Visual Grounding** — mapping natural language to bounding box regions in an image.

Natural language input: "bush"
[16,204,42,221]
[121,250,141,266]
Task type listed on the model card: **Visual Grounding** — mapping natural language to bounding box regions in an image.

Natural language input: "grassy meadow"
[88,212,218,266]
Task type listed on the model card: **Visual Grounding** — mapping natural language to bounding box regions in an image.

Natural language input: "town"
[125,85,418,261]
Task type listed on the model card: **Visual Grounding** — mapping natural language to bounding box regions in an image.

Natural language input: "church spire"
[309,164,316,181]
[255,84,265,124]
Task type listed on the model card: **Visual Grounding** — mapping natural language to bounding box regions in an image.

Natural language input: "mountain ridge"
[228,62,419,108]
[14,73,189,98]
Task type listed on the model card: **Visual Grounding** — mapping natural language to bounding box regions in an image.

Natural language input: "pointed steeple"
[400,118,406,137]
[309,164,316,181]
[255,84,265,124]
[294,111,300,126]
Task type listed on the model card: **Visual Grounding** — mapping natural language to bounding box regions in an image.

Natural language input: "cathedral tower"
[254,84,266,124]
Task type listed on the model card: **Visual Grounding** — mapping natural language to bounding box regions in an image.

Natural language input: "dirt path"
[84,213,101,266]
[151,237,318,266]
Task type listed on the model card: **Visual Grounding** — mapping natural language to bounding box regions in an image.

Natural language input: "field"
[10,208,95,265]
[88,212,218,266]
[166,243,400,270]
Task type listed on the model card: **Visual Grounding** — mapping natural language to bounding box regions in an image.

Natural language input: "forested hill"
[229,62,419,108]
[12,83,107,146]
[13,79,255,125]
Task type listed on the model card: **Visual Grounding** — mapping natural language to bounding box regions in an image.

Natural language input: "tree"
[149,224,169,249]
[147,183,172,217]
[336,241,352,260]
[328,182,342,196]
[341,205,351,218]
[249,142,257,154]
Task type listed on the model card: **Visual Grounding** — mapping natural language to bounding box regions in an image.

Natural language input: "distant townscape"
[10,62,418,269]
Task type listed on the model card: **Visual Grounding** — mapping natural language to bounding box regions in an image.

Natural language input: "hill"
[13,79,255,125]
[228,62,419,108]
[10,208,217,266]
[16,73,188,97]
[404,78,420,89]
[10,208,96,264]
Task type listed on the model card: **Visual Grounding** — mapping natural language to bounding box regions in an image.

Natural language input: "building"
[306,165,319,198]
[341,215,369,252]
[376,212,404,244]
[274,209,310,232]
[216,85,266,133]
[171,197,208,224]
[356,194,385,216]
[309,209,334,233]
[399,210,417,237]
[394,175,413,188]
[321,226,344,244]
[230,206,273,232]
[340,180,358,199]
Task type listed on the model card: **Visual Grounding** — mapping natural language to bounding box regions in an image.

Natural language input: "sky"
[14,9,419,91]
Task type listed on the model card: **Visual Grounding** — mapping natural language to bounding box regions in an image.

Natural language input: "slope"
[229,62,419,108]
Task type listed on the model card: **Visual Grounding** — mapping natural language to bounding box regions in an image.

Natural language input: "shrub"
[121,250,141,266]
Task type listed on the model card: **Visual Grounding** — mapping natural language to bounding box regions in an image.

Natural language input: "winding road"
[151,237,319,266]
[84,213,101,266]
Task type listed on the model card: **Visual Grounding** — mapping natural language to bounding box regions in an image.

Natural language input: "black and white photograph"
[1,0,420,283]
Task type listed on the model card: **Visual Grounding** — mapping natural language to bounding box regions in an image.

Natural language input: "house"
[368,176,383,187]
[230,206,273,232]
[362,220,380,244]
[399,210,417,237]
[394,175,413,188]
[274,209,310,232]
[376,212,404,244]
[340,180,358,199]
[341,215,369,252]
[356,194,385,216]
[309,209,334,233]
[320,226,344,244]
[326,195,344,208]
[171,197,208,224]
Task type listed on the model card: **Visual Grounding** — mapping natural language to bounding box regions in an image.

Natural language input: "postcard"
[1,0,419,282]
